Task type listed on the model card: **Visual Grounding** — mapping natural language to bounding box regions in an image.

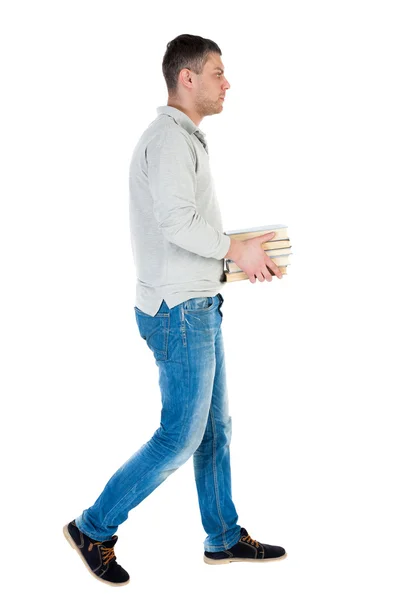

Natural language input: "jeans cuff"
[204,527,242,552]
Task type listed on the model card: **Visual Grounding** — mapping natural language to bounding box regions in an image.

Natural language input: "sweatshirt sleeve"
[146,128,231,260]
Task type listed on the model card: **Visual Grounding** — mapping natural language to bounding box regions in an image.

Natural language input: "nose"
[223,78,231,91]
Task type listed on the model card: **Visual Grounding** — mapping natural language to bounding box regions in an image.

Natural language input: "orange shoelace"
[88,541,116,565]
[241,533,260,548]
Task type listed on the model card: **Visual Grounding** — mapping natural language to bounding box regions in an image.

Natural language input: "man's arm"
[147,128,231,260]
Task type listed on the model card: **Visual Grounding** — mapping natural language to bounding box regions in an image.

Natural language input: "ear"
[181,68,193,88]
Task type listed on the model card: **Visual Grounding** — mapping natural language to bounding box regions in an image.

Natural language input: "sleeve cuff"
[214,234,231,260]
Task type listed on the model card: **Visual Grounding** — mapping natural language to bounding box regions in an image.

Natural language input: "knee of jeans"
[195,415,232,451]
[225,415,232,445]
[174,428,205,465]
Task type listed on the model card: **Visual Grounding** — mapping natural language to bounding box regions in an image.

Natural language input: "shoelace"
[241,533,260,548]
[88,541,116,565]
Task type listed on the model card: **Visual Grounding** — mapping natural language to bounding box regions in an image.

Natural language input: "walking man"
[63,33,286,586]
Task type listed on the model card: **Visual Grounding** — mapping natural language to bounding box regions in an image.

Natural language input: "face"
[192,53,230,117]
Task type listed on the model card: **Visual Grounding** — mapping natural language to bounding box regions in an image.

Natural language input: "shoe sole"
[204,552,288,565]
[63,523,130,587]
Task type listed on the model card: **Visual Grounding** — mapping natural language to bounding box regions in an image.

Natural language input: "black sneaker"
[63,519,130,586]
[204,527,287,564]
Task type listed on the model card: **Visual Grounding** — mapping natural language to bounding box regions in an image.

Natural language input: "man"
[63,34,286,587]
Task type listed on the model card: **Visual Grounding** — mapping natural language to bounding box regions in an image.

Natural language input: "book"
[224,266,287,282]
[226,246,292,260]
[260,239,291,250]
[226,246,292,269]
[226,252,292,273]
[222,224,291,282]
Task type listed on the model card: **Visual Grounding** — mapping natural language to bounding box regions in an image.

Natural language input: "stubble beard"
[194,90,222,117]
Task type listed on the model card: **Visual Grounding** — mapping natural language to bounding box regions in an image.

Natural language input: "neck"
[167,100,202,127]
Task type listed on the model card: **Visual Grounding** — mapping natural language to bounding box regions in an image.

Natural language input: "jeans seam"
[176,319,190,449]
[164,313,170,359]
[99,440,182,528]
[210,405,228,549]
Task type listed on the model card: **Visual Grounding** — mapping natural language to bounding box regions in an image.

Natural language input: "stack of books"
[222,224,292,282]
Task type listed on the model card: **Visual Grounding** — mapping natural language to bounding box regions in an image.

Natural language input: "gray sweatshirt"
[129,105,231,316]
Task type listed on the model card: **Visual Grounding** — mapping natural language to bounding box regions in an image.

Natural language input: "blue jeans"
[74,292,241,551]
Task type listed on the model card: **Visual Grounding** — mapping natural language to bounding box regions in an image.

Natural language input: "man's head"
[162,34,230,120]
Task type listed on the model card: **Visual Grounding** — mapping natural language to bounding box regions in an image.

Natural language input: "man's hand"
[225,232,283,283]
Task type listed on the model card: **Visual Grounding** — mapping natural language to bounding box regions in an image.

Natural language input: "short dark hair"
[162,34,222,94]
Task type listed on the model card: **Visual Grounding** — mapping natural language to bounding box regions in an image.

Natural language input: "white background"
[1,1,399,598]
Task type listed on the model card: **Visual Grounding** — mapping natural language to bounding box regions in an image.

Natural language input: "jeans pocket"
[217,293,224,318]
[134,308,170,361]
[183,296,214,312]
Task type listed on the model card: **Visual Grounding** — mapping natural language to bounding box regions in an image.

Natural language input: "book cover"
[224,224,288,234]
